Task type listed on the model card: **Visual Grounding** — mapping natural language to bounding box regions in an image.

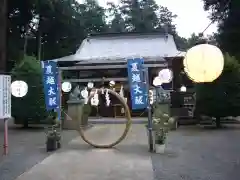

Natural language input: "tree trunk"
[0,0,7,73]
[216,117,221,128]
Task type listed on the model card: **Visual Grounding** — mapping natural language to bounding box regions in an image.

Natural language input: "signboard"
[127,58,147,110]
[183,93,195,105]
[41,61,60,110]
[0,75,11,119]
[156,86,171,104]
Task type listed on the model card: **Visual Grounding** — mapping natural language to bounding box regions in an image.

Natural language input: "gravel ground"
[151,125,240,180]
[0,120,78,180]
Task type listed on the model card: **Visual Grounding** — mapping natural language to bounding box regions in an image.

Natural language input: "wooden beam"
[59,63,167,70]
[62,77,128,83]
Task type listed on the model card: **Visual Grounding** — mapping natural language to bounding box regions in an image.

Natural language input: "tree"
[107,0,179,35]
[0,0,7,73]
[7,0,37,69]
[203,0,240,58]
[195,54,240,127]
[11,56,52,127]
[107,2,126,32]
[7,0,187,69]
[7,0,108,65]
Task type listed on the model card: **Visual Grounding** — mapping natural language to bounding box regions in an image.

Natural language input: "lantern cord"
[173,0,231,84]
[174,0,231,58]
[201,0,231,36]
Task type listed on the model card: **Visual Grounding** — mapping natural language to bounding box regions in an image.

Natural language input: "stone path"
[15,124,154,180]
[0,119,78,180]
[2,120,240,180]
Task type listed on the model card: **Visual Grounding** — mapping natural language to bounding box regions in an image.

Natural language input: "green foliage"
[152,102,175,144]
[6,0,186,69]
[195,54,240,118]
[12,56,50,125]
[203,0,240,58]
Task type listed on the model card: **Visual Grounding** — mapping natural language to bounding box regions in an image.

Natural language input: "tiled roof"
[57,33,185,63]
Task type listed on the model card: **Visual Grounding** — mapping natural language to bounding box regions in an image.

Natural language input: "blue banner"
[41,61,59,111]
[127,58,147,110]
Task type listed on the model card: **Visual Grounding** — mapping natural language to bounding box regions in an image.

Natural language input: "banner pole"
[57,68,62,129]
[145,67,154,152]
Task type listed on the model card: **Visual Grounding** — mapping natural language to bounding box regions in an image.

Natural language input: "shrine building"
[56,32,194,119]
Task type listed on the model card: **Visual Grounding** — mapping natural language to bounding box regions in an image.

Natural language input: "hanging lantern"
[81,88,89,104]
[183,44,224,83]
[180,85,187,92]
[153,76,162,87]
[61,82,72,93]
[158,68,173,83]
[109,80,115,87]
[87,82,94,89]
[11,80,28,97]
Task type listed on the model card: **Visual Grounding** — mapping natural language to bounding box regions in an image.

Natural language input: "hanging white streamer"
[119,85,124,97]
[81,87,89,104]
[105,89,110,106]
[91,89,99,106]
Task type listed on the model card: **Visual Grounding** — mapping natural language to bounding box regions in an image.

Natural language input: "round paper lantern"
[87,82,94,89]
[153,76,162,87]
[180,85,187,92]
[62,82,72,92]
[81,89,88,98]
[183,44,224,83]
[158,68,173,83]
[11,80,28,97]
[109,80,115,87]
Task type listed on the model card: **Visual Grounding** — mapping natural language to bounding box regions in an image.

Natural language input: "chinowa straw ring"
[77,88,132,148]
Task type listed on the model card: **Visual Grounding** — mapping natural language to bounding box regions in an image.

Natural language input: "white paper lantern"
[158,68,173,83]
[184,44,224,83]
[180,86,187,92]
[153,76,162,87]
[81,88,88,98]
[109,81,115,87]
[87,82,94,89]
[11,80,28,97]
[61,82,72,92]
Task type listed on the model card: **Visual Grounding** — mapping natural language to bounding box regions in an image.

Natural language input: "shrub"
[12,56,52,127]
[195,54,240,127]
